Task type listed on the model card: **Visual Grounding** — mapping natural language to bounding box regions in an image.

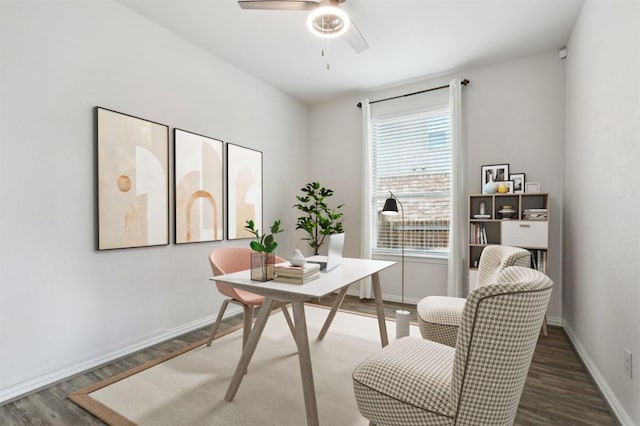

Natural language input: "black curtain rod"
[356,78,469,108]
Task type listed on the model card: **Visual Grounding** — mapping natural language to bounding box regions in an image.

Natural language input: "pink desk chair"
[206,247,295,348]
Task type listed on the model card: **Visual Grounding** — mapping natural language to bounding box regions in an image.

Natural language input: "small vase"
[250,252,275,282]
[497,181,508,194]
[483,175,498,194]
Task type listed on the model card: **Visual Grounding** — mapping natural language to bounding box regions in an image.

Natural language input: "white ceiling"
[115,0,584,104]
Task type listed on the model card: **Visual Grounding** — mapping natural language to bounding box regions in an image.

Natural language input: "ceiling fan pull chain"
[325,39,330,70]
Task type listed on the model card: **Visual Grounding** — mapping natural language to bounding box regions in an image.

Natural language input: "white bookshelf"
[468,192,550,293]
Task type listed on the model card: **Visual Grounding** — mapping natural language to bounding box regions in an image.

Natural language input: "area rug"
[70,305,420,425]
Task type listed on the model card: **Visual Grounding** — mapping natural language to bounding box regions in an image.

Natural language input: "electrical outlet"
[624,349,632,379]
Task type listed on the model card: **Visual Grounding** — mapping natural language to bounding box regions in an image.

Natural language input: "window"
[371,107,451,257]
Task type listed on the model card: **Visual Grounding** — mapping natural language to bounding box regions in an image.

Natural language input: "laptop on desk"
[307,233,345,272]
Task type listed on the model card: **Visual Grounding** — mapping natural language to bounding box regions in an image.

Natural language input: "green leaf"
[265,241,278,253]
[250,241,264,252]
[270,220,282,234]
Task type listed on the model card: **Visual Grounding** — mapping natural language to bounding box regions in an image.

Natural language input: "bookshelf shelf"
[468,192,549,293]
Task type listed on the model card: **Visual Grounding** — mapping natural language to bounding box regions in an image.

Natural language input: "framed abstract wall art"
[510,173,526,194]
[174,129,224,244]
[226,143,262,240]
[96,107,169,250]
[481,163,509,187]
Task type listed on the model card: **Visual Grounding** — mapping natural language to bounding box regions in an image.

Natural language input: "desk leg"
[292,301,319,426]
[225,297,275,402]
[371,272,389,347]
[317,286,349,340]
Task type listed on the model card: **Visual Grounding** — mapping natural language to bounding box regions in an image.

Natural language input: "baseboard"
[0,305,243,405]
[345,288,422,305]
[376,293,423,305]
[546,315,562,327]
[562,320,634,426]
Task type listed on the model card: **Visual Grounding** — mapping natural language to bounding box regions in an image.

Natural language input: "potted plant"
[244,219,283,281]
[293,182,344,255]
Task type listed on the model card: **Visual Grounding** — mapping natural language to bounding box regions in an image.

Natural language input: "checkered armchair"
[353,266,552,426]
[417,245,531,347]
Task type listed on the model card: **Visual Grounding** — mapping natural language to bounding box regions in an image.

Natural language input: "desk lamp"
[381,191,410,338]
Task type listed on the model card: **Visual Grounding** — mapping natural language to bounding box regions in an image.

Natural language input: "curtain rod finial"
[461,79,470,86]
[357,102,362,108]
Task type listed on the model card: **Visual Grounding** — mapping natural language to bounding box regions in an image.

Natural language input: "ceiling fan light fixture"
[307,6,350,38]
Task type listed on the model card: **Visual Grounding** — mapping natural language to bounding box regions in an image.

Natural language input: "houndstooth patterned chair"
[417,245,531,347]
[353,266,553,426]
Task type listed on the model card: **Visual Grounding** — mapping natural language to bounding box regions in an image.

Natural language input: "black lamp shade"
[381,197,399,215]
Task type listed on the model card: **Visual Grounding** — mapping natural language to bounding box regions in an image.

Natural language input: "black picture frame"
[96,107,169,250]
[174,128,224,244]
[481,163,509,189]
[510,173,526,194]
[226,143,263,240]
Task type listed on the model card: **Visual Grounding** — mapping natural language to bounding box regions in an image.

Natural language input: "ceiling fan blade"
[238,1,319,11]
[343,20,369,53]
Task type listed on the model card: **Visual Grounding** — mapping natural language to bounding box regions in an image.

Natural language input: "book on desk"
[274,262,321,284]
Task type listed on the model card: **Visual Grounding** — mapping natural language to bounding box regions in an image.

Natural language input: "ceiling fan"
[237,0,369,53]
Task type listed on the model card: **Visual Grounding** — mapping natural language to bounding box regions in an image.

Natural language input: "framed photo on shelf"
[506,180,515,194]
[525,182,541,193]
[96,107,169,250]
[510,173,526,193]
[226,143,263,240]
[174,128,224,244]
[481,163,509,188]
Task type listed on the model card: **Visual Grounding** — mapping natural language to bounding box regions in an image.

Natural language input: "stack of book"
[274,262,321,284]
[530,249,547,272]
[523,208,548,220]
[470,223,487,244]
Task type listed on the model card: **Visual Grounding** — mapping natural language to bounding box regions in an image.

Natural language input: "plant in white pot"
[244,219,283,281]
[293,182,344,255]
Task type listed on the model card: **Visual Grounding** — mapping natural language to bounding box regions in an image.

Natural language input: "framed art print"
[174,129,224,244]
[226,143,262,240]
[96,107,169,250]
[506,180,515,194]
[481,163,509,188]
[525,182,541,193]
[510,173,526,193]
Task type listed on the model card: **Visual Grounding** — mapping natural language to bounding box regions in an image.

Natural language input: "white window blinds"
[371,107,451,256]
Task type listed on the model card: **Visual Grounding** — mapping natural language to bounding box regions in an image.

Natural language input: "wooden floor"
[0,296,617,425]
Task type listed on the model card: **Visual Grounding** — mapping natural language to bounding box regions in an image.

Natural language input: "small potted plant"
[294,182,344,255]
[244,219,283,281]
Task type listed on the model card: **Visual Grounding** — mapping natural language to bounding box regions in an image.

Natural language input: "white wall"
[0,0,308,401]
[464,52,566,320]
[564,1,640,424]
[308,52,565,320]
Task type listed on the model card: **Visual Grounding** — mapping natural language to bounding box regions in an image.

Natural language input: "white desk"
[210,257,394,426]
